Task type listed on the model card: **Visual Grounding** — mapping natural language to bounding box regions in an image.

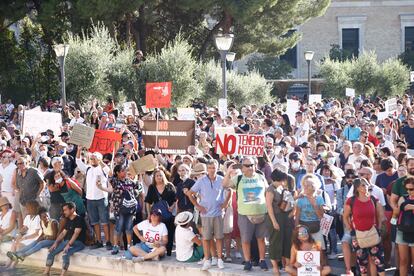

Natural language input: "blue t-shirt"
[297,195,324,222]
[402,126,414,149]
[191,175,224,218]
[375,172,398,211]
[343,126,361,141]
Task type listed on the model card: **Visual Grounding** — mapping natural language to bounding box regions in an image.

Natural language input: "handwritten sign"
[345,88,355,97]
[218,98,228,119]
[69,123,95,148]
[146,82,172,108]
[320,213,334,237]
[215,129,264,156]
[308,94,322,104]
[386,98,398,114]
[22,111,62,137]
[411,71,414,82]
[297,251,320,276]
[89,130,122,154]
[177,108,195,120]
[129,154,157,175]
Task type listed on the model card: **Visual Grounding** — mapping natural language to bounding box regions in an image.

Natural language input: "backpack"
[119,188,138,215]
[398,196,414,243]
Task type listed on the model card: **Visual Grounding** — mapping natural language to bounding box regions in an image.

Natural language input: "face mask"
[350,124,355,127]
[291,162,300,170]
[327,157,336,165]
[55,177,63,183]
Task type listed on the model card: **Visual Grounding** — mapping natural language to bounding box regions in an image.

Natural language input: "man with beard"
[390,157,414,276]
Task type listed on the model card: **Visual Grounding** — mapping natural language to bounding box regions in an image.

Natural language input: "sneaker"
[197,259,204,265]
[235,251,242,259]
[89,241,103,250]
[132,256,145,263]
[211,257,218,266]
[6,251,17,261]
[224,257,232,263]
[328,253,337,260]
[243,261,253,271]
[217,258,224,269]
[259,260,268,271]
[106,241,113,250]
[201,260,211,271]
[111,245,119,255]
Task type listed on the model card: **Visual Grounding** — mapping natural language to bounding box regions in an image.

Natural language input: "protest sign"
[297,251,320,276]
[69,123,95,148]
[286,99,300,125]
[22,110,62,137]
[308,94,322,104]
[146,82,172,108]
[218,98,228,118]
[411,71,414,82]
[320,213,334,237]
[177,108,195,120]
[386,98,398,114]
[142,120,195,154]
[215,128,265,156]
[89,130,122,154]
[123,101,138,116]
[345,88,355,97]
[377,112,388,121]
[129,154,157,175]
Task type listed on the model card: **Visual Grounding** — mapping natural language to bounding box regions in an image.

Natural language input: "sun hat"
[0,197,11,208]
[190,163,207,176]
[174,211,193,226]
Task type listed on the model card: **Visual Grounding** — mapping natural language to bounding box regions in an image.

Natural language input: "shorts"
[395,229,414,247]
[115,213,134,235]
[184,245,204,262]
[201,216,224,240]
[238,214,268,243]
[87,198,109,225]
[138,242,154,253]
[341,230,352,244]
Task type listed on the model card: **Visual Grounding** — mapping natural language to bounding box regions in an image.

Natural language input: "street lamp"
[214,33,234,99]
[304,51,314,100]
[226,52,236,71]
[53,44,69,108]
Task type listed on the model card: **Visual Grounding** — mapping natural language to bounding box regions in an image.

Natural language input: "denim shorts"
[87,198,109,225]
[138,242,153,253]
[341,230,352,244]
[114,213,134,235]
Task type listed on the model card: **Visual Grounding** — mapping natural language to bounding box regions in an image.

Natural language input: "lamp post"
[304,51,314,100]
[53,44,69,108]
[214,33,234,99]
[226,52,236,71]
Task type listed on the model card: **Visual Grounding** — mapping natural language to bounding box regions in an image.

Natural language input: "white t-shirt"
[69,117,85,127]
[137,220,168,249]
[23,214,41,239]
[0,162,16,192]
[294,121,310,144]
[76,159,109,200]
[347,154,368,169]
[175,225,196,261]
[346,184,386,206]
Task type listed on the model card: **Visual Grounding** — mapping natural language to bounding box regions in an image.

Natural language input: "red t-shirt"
[346,197,377,231]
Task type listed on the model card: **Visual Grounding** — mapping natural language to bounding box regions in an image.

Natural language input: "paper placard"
[286,99,300,125]
[69,123,95,148]
[129,154,157,175]
[297,251,320,276]
[123,101,138,116]
[89,130,122,154]
[386,98,398,114]
[410,71,414,82]
[146,82,172,108]
[320,213,334,237]
[215,129,265,157]
[218,98,228,119]
[345,88,355,97]
[377,112,388,121]
[22,111,62,137]
[177,108,195,120]
[308,94,322,104]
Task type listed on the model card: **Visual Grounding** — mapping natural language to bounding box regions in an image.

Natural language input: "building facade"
[288,0,414,78]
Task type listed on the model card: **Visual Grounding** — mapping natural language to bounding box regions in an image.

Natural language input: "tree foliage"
[247,55,292,80]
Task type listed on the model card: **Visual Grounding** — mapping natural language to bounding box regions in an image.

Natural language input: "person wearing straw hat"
[175,211,203,262]
[0,196,16,242]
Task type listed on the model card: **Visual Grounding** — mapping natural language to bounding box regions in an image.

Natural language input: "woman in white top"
[0,196,16,242]
[5,200,41,268]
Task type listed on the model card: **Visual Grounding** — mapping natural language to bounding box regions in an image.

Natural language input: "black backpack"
[398,197,414,243]
[119,188,138,215]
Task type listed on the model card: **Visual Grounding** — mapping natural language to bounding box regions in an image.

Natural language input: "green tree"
[247,55,292,80]
[349,51,380,96]
[399,50,414,70]
[376,59,409,97]
[318,57,352,98]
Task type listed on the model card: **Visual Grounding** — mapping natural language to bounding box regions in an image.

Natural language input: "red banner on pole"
[146,82,172,108]
[89,130,122,154]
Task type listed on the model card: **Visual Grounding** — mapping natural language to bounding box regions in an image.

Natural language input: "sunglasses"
[406,188,414,191]
[298,230,308,236]
[243,164,254,168]
[16,162,24,165]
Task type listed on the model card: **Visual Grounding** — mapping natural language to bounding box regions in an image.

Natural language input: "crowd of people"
[0,95,413,276]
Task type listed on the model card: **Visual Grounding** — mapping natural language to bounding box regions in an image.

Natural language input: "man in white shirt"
[76,147,111,250]
[69,110,85,128]
[346,167,386,207]
[347,142,368,169]
[377,132,395,152]
[0,149,17,205]
[294,111,310,145]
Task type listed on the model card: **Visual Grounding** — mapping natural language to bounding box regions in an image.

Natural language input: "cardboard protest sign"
[89,130,122,154]
[123,101,138,116]
[146,82,172,108]
[177,108,195,120]
[286,99,300,125]
[297,251,320,276]
[69,123,95,148]
[216,129,265,157]
[320,213,334,237]
[142,120,195,154]
[345,88,355,97]
[386,98,398,114]
[308,94,322,104]
[129,154,157,175]
[22,110,62,137]
[218,98,228,118]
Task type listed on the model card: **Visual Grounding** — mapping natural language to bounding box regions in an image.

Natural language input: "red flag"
[146,82,172,108]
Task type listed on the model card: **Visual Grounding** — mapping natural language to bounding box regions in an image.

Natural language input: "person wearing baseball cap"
[0,196,16,242]
[128,208,168,263]
[175,211,203,262]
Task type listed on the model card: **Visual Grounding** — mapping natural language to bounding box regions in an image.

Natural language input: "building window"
[342,28,359,58]
[280,30,297,68]
[405,26,414,51]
